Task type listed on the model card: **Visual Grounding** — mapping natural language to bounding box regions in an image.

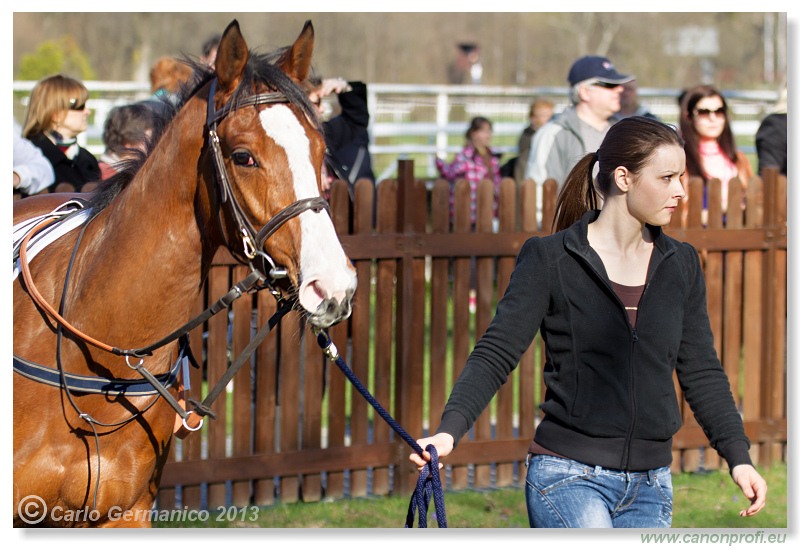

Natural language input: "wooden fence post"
[760,168,787,463]
[326,180,352,499]
[394,159,426,493]
[373,179,398,497]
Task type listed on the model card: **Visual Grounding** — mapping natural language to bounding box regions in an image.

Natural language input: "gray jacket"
[523,106,587,189]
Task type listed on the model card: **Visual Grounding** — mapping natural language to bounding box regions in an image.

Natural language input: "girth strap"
[12,349,183,396]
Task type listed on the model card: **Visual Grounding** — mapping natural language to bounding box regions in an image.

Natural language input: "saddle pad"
[13,200,92,281]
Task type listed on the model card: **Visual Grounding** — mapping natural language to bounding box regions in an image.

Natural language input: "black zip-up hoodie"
[437,210,752,471]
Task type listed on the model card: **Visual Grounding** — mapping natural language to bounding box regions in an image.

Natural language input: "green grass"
[671,463,786,529]
[153,462,786,528]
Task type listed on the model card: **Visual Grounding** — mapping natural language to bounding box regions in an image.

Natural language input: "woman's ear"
[613,166,631,193]
[50,112,64,130]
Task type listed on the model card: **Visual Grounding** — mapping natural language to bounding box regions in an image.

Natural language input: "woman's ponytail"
[552,152,599,233]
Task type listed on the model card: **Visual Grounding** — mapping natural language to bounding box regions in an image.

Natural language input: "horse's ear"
[215,20,249,93]
[277,20,314,83]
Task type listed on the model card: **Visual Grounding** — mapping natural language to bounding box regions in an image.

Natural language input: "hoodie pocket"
[570,368,585,418]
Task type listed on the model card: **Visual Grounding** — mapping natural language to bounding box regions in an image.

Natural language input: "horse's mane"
[88,48,320,214]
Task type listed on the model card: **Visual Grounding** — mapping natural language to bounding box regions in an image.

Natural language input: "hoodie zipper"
[568,228,676,471]
[621,327,639,469]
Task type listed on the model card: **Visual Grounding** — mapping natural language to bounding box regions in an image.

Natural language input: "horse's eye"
[232,151,257,167]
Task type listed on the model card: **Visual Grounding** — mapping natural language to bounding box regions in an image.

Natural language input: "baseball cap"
[568,56,633,86]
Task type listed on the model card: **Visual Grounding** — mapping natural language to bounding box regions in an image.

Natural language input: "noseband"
[206,77,329,282]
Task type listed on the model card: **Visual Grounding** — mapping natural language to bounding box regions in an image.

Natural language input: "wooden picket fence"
[146,162,786,510]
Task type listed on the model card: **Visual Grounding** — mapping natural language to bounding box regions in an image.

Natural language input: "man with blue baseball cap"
[524,55,633,221]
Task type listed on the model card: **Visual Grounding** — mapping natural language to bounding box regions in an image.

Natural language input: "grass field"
[154,462,786,529]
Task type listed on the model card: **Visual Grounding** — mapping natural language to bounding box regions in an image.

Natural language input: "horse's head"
[207,20,356,328]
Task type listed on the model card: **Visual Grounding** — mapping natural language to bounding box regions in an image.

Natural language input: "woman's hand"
[319,78,351,97]
[731,464,767,517]
[408,433,454,470]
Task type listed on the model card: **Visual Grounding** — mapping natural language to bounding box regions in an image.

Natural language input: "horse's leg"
[96,492,158,527]
[14,374,175,527]
[93,403,175,528]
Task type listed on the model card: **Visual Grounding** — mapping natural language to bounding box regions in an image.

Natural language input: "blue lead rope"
[315,330,447,528]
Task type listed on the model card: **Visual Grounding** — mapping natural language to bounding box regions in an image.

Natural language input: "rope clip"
[313,329,340,362]
[323,340,339,362]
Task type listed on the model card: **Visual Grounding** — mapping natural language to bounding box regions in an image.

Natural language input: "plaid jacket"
[436,144,501,223]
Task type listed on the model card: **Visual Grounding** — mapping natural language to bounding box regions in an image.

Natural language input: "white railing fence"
[13,81,778,181]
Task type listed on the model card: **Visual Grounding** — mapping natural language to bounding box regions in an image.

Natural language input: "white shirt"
[13,120,55,195]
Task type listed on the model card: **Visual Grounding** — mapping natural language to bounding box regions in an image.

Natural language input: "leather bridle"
[16,78,333,360]
[205,77,329,281]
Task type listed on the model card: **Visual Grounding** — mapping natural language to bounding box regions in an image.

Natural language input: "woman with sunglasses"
[678,85,752,223]
[22,74,100,194]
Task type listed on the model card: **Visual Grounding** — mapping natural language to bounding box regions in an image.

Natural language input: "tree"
[18,36,95,81]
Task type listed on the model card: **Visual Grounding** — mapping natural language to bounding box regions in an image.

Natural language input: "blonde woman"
[22,74,100,193]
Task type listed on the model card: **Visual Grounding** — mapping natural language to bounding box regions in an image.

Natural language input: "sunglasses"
[591,81,622,89]
[693,107,726,118]
[68,98,87,111]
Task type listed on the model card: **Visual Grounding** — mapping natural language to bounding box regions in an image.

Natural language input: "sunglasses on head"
[68,98,87,111]
[591,81,622,89]
[693,107,725,118]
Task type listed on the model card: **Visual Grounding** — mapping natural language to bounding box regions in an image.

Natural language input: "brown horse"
[13,20,356,527]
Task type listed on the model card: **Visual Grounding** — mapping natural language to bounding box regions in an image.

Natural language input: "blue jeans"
[525,454,673,528]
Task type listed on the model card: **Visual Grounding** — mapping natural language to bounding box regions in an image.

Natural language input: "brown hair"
[678,84,737,182]
[149,56,194,94]
[553,116,684,232]
[529,98,554,117]
[102,103,160,154]
[22,74,89,138]
[465,116,492,142]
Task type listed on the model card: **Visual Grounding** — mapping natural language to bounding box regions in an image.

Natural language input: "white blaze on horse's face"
[259,105,356,327]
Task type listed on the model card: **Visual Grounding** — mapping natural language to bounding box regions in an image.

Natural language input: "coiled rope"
[315,330,447,528]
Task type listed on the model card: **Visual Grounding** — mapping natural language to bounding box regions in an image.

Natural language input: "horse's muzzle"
[307,290,354,329]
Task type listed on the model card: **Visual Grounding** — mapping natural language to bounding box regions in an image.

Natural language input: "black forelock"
[87,48,319,213]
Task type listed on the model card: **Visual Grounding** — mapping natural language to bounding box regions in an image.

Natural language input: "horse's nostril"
[308,294,354,329]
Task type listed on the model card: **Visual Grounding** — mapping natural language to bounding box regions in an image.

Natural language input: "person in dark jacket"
[21,74,100,194]
[307,77,374,197]
[755,85,787,177]
[410,116,767,528]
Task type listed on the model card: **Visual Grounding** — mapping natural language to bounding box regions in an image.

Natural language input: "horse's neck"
[69,99,219,345]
